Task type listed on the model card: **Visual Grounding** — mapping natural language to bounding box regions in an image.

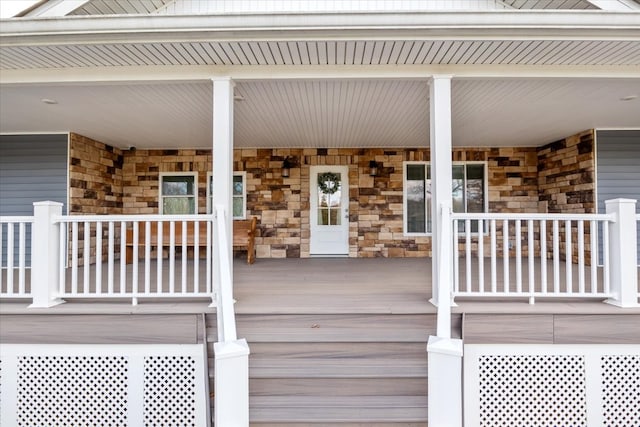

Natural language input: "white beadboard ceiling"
[2,39,640,70]
[1,78,638,149]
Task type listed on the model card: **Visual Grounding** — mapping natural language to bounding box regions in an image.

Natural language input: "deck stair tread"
[250,396,428,423]
[207,313,432,424]
[249,378,427,396]
[222,313,452,342]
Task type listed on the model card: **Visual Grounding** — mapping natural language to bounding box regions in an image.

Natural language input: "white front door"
[310,165,349,256]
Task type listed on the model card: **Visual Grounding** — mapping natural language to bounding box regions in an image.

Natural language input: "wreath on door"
[317,172,341,195]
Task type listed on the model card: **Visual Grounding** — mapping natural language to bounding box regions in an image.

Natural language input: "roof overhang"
[1,11,639,149]
[2,11,640,44]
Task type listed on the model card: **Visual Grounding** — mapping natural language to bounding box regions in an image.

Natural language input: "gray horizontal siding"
[0,134,68,266]
[596,130,640,264]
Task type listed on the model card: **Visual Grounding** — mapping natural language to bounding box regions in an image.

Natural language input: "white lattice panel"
[478,354,587,426]
[601,355,640,427]
[144,356,198,427]
[464,344,640,427]
[17,355,129,426]
[0,344,207,427]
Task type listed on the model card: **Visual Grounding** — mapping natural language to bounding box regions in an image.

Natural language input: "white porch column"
[427,76,463,427]
[429,75,454,310]
[29,201,65,308]
[212,77,235,293]
[605,198,639,307]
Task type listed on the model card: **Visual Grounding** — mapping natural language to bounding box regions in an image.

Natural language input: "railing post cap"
[427,336,463,357]
[33,201,63,207]
[214,339,250,359]
[605,198,637,205]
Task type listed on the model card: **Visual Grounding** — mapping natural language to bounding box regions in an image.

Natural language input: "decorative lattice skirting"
[0,344,207,427]
[465,344,640,427]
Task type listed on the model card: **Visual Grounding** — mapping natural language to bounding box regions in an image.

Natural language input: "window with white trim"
[207,172,247,219]
[159,172,197,214]
[403,162,487,234]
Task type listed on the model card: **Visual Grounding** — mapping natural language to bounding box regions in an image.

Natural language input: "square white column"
[429,75,453,313]
[212,77,235,288]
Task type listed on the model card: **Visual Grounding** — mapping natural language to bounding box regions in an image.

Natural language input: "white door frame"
[309,165,350,256]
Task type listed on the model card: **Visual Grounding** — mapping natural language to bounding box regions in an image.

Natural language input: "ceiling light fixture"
[41,98,58,105]
[233,94,245,101]
[620,95,638,101]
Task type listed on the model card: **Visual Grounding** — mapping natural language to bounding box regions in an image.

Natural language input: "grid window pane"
[162,176,194,196]
[163,197,195,215]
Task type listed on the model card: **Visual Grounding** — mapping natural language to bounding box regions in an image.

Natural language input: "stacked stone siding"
[537,130,596,263]
[122,149,212,214]
[537,129,596,214]
[67,129,596,259]
[68,133,124,264]
[69,133,123,214]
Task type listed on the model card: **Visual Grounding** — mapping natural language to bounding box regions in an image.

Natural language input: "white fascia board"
[585,0,640,10]
[2,64,640,85]
[23,0,90,17]
[1,11,640,46]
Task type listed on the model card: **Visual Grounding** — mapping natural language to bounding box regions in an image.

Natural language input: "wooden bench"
[233,217,257,265]
[125,217,257,264]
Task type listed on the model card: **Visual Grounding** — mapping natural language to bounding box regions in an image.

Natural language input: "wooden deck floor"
[2,257,639,315]
[234,257,640,315]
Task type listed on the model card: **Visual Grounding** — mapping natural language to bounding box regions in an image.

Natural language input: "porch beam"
[3,11,640,43]
[3,64,640,85]
[212,77,235,293]
[429,75,454,316]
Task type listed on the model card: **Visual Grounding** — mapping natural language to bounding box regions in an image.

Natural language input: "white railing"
[0,216,33,299]
[214,206,237,342]
[213,205,249,427]
[451,213,615,304]
[55,214,215,305]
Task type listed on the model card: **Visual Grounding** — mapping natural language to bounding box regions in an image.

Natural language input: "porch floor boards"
[1,257,639,314]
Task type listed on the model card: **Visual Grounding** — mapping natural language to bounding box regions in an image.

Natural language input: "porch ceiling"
[1,77,639,149]
[1,10,639,148]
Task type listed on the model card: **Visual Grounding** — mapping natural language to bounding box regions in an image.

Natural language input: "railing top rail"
[54,214,215,223]
[451,212,615,221]
[215,205,238,343]
[0,216,34,223]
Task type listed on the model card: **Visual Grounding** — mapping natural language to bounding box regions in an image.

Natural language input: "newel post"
[214,339,250,427]
[29,201,65,308]
[605,198,639,307]
[427,336,463,427]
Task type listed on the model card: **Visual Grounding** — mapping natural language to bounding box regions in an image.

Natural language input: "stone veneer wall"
[122,149,212,214]
[121,147,540,258]
[537,129,596,263]
[537,129,596,214]
[70,129,595,260]
[68,133,124,264]
[69,133,123,214]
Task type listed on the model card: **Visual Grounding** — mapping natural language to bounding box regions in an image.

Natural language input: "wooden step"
[252,424,427,427]
[250,377,426,396]
[232,314,448,342]
[208,342,428,378]
[250,396,427,423]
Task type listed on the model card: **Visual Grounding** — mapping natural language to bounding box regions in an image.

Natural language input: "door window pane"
[317,172,342,226]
